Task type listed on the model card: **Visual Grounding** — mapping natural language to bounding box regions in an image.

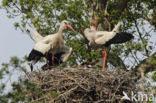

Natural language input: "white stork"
[84,20,133,71]
[27,20,76,71]
[31,30,44,42]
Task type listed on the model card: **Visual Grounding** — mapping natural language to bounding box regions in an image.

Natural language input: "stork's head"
[60,20,77,33]
[90,26,96,30]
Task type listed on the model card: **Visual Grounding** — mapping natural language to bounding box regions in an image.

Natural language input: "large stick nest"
[24,68,138,103]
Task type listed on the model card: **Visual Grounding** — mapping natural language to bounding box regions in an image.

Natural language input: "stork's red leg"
[102,48,107,71]
[94,17,98,28]
[52,55,55,66]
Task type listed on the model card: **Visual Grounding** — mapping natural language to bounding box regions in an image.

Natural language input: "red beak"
[65,24,77,34]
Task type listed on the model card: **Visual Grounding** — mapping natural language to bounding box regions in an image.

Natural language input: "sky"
[0,9,33,65]
[0,8,35,93]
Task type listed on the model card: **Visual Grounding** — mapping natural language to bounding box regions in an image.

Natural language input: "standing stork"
[27,20,76,71]
[84,20,133,71]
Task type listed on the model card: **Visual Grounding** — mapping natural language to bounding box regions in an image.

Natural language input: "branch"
[20,1,41,33]
[98,0,109,11]
[90,50,127,70]
[133,17,149,56]
[103,17,111,31]
[134,52,156,77]
[118,0,131,13]
[113,55,127,70]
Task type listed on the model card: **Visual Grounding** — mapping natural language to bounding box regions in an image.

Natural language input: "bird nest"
[24,68,138,103]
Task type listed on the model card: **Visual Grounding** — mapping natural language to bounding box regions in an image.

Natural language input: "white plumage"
[33,42,51,54]
[27,20,76,71]
[84,21,121,46]
[83,21,133,71]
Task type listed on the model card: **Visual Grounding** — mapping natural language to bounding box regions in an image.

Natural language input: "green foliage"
[0,95,8,103]
[6,82,26,102]
[0,56,27,102]
[1,0,155,70]
[23,80,42,95]
[0,0,156,102]
[14,22,19,30]
[151,72,156,82]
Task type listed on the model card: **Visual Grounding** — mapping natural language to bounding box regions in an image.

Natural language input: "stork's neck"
[57,26,64,37]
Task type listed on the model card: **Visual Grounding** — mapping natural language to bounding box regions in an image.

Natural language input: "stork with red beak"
[27,20,77,71]
[84,19,133,71]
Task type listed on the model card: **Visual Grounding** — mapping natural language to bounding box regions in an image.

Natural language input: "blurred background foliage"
[0,0,156,102]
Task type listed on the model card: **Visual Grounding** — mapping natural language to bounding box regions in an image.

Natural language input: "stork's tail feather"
[112,21,121,32]
[31,30,43,42]
[32,30,41,36]
[105,32,134,46]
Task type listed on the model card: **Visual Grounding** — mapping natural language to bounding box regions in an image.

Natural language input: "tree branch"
[20,1,41,33]
[118,0,131,13]
[134,52,156,77]
[98,0,109,14]
[133,17,149,57]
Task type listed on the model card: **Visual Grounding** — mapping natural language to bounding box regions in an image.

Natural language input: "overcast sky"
[0,8,35,93]
[0,9,33,65]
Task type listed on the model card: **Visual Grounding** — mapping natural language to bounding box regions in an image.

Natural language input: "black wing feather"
[27,49,44,61]
[46,51,65,66]
[104,32,134,47]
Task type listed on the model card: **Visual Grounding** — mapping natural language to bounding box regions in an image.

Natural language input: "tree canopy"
[1,0,156,70]
[0,0,156,102]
